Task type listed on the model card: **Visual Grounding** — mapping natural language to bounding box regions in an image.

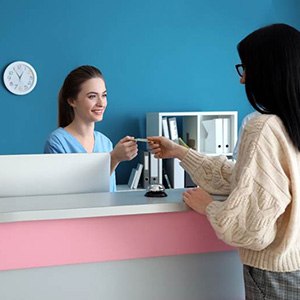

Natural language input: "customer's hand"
[147,136,188,160]
[183,188,213,215]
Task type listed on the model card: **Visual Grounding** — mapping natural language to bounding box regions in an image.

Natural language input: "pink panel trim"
[0,211,234,271]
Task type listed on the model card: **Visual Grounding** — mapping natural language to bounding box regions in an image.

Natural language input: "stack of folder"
[202,118,231,154]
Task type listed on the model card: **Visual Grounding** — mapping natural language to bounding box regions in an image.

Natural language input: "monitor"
[0,153,110,197]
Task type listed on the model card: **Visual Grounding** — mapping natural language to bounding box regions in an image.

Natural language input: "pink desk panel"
[0,211,234,271]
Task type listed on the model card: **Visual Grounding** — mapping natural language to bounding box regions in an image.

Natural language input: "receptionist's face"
[70,77,107,123]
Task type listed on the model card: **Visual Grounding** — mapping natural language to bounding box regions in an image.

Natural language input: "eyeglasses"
[235,64,245,77]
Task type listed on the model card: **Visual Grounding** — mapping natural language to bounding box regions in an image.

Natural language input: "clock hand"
[13,67,21,79]
[19,71,25,79]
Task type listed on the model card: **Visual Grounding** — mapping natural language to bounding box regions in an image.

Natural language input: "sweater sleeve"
[180,149,234,195]
[205,116,292,250]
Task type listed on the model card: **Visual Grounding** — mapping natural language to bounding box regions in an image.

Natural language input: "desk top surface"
[0,189,226,223]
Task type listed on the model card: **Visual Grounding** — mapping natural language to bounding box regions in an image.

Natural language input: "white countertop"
[0,189,226,223]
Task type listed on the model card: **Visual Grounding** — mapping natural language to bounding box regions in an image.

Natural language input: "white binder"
[222,118,231,154]
[168,117,179,143]
[162,117,170,139]
[128,168,137,189]
[164,158,185,188]
[202,118,223,154]
[143,151,150,188]
[173,158,185,188]
[132,163,143,189]
[150,153,159,184]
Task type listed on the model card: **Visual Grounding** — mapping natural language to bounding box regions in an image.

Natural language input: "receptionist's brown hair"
[58,65,103,127]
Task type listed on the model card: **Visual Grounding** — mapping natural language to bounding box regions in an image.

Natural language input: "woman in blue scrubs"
[44,65,138,192]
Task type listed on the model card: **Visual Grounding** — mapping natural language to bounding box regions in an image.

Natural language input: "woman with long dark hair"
[148,24,300,299]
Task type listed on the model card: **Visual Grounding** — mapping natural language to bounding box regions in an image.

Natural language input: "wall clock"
[3,61,37,95]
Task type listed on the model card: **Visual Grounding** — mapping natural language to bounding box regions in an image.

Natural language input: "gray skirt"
[243,265,300,300]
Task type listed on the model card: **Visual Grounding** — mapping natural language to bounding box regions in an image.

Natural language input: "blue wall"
[1,0,299,183]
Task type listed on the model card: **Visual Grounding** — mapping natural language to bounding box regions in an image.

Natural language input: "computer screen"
[0,153,110,197]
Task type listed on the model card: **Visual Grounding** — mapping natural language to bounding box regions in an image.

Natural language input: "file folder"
[162,117,170,139]
[202,118,223,154]
[143,151,150,188]
[168,117,179,143]
[133,163,143,189]
[150,153,159,184]
[128,168,137,189]
[164,158,185,188]
[222,118,231,153]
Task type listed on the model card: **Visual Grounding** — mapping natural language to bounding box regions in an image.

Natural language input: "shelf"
[116,184,145,192]
[146,111,238,186]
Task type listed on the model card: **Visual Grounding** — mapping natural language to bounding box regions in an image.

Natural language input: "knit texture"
[180,114,300,272]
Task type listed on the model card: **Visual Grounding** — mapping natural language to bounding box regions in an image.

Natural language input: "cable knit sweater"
[180,114,300,272]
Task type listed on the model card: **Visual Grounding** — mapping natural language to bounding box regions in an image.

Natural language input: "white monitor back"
[0,153,111,197]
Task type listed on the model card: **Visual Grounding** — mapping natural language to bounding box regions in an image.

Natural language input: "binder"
[163,172,172,189]
[132,163,143,189]
[168,117,179,143]
[150,153,159,184]
[128,168,137,189]
[143,152,150,188]
[222,118,231,154]
[185,172,197,188]
[164,158,185,188]
[173,158,185,188]
[202,118,223,154]
[162,117,170,139]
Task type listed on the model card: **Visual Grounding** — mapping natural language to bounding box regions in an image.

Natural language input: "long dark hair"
[237,23,300,150]
[58,65,104,127]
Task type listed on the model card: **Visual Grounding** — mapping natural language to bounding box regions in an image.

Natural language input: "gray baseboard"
[0,252,244,300]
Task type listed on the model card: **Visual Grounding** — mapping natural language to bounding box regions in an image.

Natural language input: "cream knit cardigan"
[180,114,300,272]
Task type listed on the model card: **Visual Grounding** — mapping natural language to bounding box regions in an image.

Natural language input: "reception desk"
[0,189,232,271]
[0,189,244,300]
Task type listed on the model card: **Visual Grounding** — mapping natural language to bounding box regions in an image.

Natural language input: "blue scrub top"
[44,127,116,192]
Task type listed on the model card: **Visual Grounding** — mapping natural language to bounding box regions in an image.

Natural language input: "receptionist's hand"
[147,136,188,160]
[183,188,213,215]
[111,136,138,163]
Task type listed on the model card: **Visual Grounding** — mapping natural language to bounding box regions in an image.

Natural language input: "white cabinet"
[146,111,238,186]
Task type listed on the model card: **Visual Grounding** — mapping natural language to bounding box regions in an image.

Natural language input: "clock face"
[3,61,37,95]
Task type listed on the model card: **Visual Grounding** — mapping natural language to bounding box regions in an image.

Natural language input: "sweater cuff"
[205,200,221,216]
[205,200,225,233]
